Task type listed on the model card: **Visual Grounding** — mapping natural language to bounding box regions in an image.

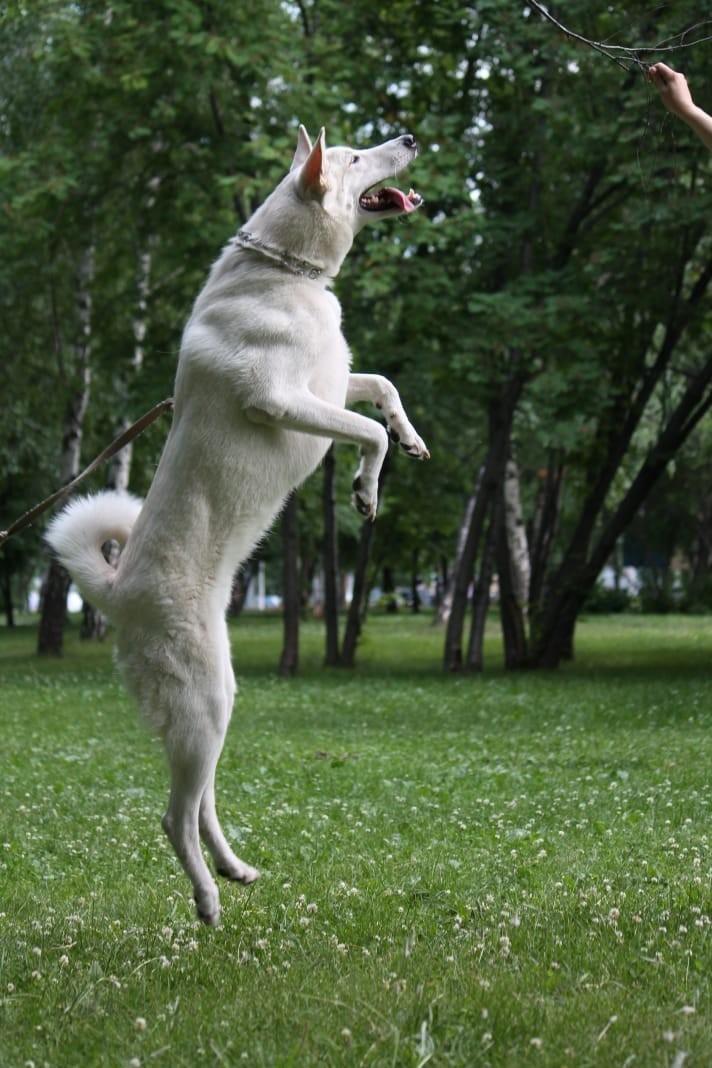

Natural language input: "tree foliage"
[2,0,710,666]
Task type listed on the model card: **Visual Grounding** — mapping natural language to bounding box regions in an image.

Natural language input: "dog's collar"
[233,229,325,280]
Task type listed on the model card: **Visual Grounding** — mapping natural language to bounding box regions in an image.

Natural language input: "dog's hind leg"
[199,776,260,885]
[197,623,260,885]
[161,695,228,926]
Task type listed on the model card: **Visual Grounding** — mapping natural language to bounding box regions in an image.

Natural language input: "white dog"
[47,125,429,925]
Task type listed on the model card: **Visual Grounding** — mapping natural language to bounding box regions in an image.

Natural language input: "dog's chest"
[303,288,351,403]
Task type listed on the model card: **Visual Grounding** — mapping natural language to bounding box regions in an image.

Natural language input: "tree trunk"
[528,452,564,611]
[442,466,489,671]
[382,564,397,612]
[341,517,375,668]
[533,253,712,668]
[497,453,529,668]
[37,561,71,656]
[531,352,712,667]
[105,247,151,493]
[497,490,529,670]
[83,247,152,639]
[38,245,95,656]
[410,549,421,613]
[688,494,712,603]
[341,453,390,668]
[444,376,523,672]
[228,565,251,618]
[502,454,530,613]
[1,560,15,627]
[465,490,499,671]
[278,492,299,676]
[322,445,341,666]
[435,488,476,625]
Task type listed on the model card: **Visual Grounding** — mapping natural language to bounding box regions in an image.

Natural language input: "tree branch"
[530,2,712,72]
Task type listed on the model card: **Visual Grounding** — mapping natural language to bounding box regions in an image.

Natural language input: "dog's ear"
[296,127,328,199]
[291,125,313,171]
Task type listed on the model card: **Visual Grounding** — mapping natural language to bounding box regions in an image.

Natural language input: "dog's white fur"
[47,125,428,925]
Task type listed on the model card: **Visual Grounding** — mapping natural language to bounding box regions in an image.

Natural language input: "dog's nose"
[400,134,417,151]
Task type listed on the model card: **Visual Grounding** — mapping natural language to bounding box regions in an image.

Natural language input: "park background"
[1,1,711,1065]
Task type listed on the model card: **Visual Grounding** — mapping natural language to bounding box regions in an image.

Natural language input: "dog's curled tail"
[46,490,143,615]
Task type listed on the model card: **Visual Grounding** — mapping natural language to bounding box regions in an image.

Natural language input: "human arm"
[648,62,712,151]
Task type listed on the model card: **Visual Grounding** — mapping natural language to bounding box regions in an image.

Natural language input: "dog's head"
[290,125,423,237]
[244,126,422,277]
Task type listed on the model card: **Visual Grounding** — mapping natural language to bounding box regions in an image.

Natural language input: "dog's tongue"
[360,186,423,214]
[383,186,421,213]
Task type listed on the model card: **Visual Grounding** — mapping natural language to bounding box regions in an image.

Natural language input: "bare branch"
[529,2,712,73]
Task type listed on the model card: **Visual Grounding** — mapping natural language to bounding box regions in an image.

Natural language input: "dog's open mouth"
[359,186,423,214]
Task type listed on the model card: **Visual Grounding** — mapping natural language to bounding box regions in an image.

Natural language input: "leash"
[0,397,174,549]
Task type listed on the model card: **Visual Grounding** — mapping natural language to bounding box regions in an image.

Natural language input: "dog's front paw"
[387,417,430,461]
[389,427,430,461]
[352,474,378,521]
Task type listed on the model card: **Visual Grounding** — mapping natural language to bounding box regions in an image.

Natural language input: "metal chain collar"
[233,229,325,280]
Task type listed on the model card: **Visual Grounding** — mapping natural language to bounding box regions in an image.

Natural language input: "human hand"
[648,62,695,119]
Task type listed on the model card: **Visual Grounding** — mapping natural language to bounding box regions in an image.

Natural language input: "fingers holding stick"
[648,62,695,119]
[648,62,712,150]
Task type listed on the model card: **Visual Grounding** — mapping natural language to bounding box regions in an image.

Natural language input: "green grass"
[1,612,710,1066]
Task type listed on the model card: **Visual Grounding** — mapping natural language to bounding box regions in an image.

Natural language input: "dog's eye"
[350,155,360,165]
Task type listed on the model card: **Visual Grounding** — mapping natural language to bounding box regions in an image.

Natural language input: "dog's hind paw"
[194,890,221,927]
[217,860,260,885]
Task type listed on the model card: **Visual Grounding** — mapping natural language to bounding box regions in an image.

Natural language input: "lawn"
[0,612,710,1066]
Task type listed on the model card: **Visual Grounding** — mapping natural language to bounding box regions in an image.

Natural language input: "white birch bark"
[503,456,530,612]
[106,247,152,491]
[436,469,481,625]
[59,245,95,485]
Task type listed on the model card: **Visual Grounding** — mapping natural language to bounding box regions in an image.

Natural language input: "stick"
[529,2,712,73]
[0,397,174,548]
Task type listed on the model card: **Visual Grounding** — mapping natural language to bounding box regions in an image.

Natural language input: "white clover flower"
[530,1037,543,1050]
[134,1017,147,1031]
